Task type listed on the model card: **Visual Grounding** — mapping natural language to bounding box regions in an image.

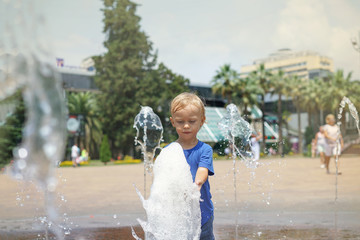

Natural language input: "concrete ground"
[0,154,359,238]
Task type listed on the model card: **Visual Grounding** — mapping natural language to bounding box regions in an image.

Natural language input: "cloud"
[273,0,360,79]
[52,34,105,65]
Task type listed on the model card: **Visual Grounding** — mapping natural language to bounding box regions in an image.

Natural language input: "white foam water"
[133,142,201,240]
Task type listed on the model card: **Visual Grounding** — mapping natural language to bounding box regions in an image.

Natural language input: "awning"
[197,106,279,143]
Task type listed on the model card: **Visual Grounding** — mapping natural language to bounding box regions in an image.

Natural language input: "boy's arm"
[195,167,209,190]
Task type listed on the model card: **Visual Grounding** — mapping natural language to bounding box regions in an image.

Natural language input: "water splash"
[133,106,163,198]
[335,96,360,181]
[1,0,66,239]
[133,142,201,240]
[218,104,254,162]
[332,96,360,239]
[217,103,257,239]
[134,106,163,172]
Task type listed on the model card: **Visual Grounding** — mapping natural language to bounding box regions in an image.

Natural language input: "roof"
[197,106,279,143]
[197,107,227,142]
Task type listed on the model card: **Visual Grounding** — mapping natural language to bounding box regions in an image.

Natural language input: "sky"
[44,0,360,86]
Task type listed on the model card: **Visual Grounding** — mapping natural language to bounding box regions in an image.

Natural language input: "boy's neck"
[177,138,198,150]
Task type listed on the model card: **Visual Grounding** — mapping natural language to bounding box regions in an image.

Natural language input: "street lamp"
[351,31,360,66]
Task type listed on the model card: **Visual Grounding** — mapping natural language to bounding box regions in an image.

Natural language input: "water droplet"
[47,178,57,192]
[43,143,56,157]
[18,148,28,158]
[113,214,117,219]
[39,125,51,137]
[17,159,26,170]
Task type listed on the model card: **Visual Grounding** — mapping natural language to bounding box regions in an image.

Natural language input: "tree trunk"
[278,94,283,156]
[297,106,303,154]
[320,109,324,126]
[314,109,320,129]
[261,95,266,151]
[307,109,311,129]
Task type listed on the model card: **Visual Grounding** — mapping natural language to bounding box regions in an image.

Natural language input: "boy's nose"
[184,123,190,128]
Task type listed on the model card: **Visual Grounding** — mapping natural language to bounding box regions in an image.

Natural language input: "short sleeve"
[198,144,214,176]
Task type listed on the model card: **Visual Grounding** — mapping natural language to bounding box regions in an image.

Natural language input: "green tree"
[93,0,156,156]
[233,76,263,117]
[0,92,25,167]
[67,92,102,158]
[248,64,272,149]
[321,70,352,113]
[100,134,111,165]
[211,64,238,104]
[151,63,190,143]
[289,75,306,153]
[270,70,292,156]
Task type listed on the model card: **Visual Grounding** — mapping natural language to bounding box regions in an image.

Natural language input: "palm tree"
[67,92,102,158]
[248,64,272,150]
[233,76,263,118]
[211,64,239,104]
[320,70,354,135]
[270,70,292,156]
[301,78,322,129]
[289,75,306,153]
[321,70,352,113]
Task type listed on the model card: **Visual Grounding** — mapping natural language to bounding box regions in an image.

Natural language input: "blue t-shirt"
[183,140,214,226]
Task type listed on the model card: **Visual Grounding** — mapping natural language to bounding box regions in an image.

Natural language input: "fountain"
[334,96,360,199]
[332,96,360,239]
[217,103,257,239]
[1,0,67,239]
[133,106,163,198]
[132,142,201,240]
[1,0,360,238]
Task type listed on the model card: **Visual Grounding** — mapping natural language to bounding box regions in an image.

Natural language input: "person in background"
[314,126,326,168]
[71,143,79,167]
[323,114,344,174]
[79,148,88,163]
[250,131,262,161]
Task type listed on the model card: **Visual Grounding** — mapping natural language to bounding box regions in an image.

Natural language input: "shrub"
[100,135,111,165]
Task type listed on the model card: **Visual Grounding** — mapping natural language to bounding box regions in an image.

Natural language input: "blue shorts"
[200,215,215,240]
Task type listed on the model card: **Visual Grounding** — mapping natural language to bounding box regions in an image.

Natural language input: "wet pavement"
[1,155,359,239]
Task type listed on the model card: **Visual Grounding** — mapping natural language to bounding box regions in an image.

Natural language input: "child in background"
[170,92,215,240]
[314,126,326,168]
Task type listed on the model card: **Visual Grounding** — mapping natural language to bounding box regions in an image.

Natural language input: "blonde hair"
[170,92,205,119]
[325,114,335,124]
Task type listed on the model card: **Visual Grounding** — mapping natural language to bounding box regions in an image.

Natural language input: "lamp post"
[351,31,360,75]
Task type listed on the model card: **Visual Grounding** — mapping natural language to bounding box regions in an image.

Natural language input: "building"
[59,67,98,93]
[240,48,334,79]
[240,49,335,137]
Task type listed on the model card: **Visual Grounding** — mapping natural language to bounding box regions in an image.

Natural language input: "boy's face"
[170,105,205,143]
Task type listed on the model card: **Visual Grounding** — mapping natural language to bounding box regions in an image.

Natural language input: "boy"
[170,92,215,240]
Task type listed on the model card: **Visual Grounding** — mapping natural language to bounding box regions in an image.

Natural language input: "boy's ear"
[170,116,175,126]
[201,116,206,126]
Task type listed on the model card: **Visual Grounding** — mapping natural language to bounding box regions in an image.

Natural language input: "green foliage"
[94,0,155,155]
[304,126,315,146]
[282,137,292,155]
[0,92,25,167]
[67,92,102,158]
[100,135,111,164]
[94,0,189,155]
[211,64,238,104]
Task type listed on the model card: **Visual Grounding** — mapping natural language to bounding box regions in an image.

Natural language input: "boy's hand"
[195,180,203,191]
[195,167,208,191]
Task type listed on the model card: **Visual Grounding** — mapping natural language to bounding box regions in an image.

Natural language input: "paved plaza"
[0,154,359,239]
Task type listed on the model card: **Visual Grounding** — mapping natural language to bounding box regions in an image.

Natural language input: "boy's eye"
[189,120,196,123]
[177,120,184,124]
